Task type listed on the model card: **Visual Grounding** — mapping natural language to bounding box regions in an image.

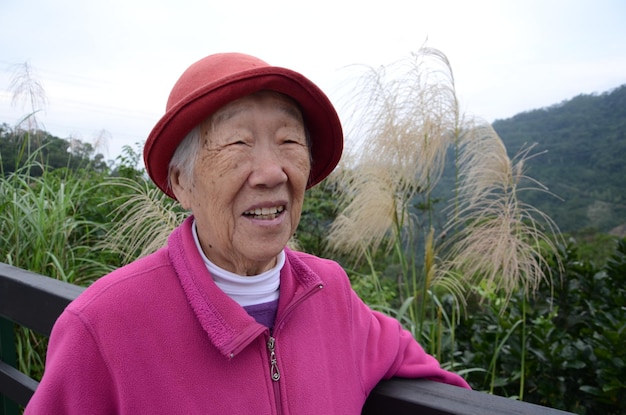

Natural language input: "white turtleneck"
[191,220,283,307]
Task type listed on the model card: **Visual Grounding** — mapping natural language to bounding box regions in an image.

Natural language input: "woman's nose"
[248,145,288,188]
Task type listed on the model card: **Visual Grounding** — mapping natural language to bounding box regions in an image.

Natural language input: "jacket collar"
[168,216,323,358]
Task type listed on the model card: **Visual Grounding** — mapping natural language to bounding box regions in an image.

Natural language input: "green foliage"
[0,163,109,283]
[347,269,398,310]
[451,239,626,414]
[563,229,619,266]
[295,179,339,257]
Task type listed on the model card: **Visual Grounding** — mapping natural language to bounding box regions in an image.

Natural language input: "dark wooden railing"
[0,263,84,414]
[0,263,574,415]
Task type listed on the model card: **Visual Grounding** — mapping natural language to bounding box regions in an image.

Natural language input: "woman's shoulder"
[285,248,343,270]
[284,248,351,289]
[69,247,177,314]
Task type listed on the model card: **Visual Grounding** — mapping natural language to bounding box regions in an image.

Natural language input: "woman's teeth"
[244,206,284,219]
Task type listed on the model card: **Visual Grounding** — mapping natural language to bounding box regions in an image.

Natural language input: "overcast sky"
[1,0,625,161]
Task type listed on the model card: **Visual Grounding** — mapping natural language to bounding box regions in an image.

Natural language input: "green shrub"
[453,238,626,414]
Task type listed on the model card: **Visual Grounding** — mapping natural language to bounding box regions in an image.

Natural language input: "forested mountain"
[0,124,108,174]
[492,85,626,235]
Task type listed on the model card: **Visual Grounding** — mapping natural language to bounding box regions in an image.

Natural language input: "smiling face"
[170,91,311,276]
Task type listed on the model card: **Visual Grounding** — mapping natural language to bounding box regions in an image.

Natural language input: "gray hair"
[167,124,203,192]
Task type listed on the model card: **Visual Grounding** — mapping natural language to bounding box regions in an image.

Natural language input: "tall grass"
[0,155,110,282]
[99,176,187,265]
[327,47,467,357]
[438,127,561,302]
[326,46,563,394]
[0,140,112,381]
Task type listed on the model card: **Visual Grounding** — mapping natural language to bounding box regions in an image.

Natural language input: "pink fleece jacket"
[25,216,469,414]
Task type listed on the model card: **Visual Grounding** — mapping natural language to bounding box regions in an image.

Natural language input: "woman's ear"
[169,167,192,210]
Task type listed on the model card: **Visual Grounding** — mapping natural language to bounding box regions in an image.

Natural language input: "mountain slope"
[491,85,626,234]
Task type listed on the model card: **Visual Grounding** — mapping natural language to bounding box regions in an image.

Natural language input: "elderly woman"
[25,53,469,414]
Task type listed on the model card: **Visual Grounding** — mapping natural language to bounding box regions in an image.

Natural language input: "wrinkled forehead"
[209,90,304,129]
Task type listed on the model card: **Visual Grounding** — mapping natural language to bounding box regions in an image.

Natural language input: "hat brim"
[144,65,343,199]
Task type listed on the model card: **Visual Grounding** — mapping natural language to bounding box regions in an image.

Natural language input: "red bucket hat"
[144,53,343,199]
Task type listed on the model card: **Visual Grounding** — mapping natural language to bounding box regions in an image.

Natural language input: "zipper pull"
[267,336,281,382]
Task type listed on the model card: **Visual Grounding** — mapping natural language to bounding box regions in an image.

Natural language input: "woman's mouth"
[243,205,285,220]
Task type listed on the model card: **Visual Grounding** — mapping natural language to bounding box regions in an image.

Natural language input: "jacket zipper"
[267,336,280,381]
[265,283,324,414]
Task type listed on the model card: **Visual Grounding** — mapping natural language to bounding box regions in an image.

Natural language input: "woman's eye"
[283,136,306,145]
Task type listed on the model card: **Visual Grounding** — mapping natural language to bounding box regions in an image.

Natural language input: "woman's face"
[170,92,310,275]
